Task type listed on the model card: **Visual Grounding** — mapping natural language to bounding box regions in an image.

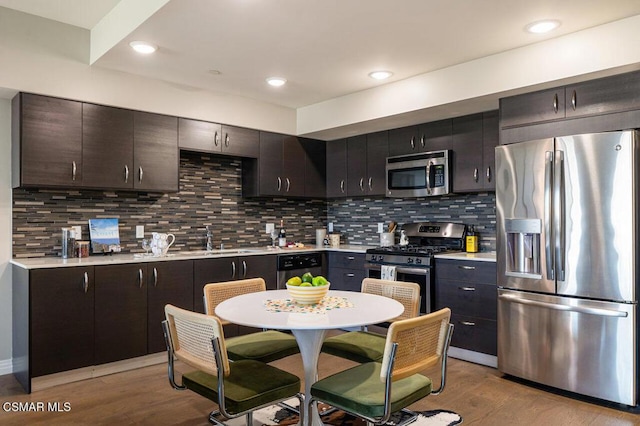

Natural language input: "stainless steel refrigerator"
[495,130,638,406]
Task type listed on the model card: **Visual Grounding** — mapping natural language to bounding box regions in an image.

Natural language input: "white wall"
[0,99,12,373]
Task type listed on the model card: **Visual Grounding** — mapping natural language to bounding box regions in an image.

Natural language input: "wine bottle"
[278,219,287,247]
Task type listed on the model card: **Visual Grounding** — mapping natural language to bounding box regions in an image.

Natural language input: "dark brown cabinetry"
[178,118,259,158]
[30,267,95,377]
[435,259,497,356]
[133,111,179,192]
[451,111,498,193]
[94,264,148,364]
[326,139,348,197]
[193,255,277,314]
[82,104,134,189]
[346,132,388,196]
[146,260,194,353]
[388,120,452,157]
[245,132,324,198]
[12,93,179,192]
[12,93,83,188]
[500,70,640,144]
[327,252,365,291]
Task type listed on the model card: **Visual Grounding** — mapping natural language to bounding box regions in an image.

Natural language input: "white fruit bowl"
[286,283,330,304]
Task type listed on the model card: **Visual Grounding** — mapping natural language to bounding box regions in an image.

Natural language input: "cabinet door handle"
[138,166,143,183]
[214,131,219,147]
[231,261,236,279]
[410,136,415,150]
[138,268,144,288]
[346,273,355,277]
[124,165,129,183]
[72,161,77,181]
[277,176,282,191]
[225,133,230,147]
[486,166,492,182]
[153,267,158,287]
[347,256,355,260]
[571,90,577,111]
[420,135,425,148]
[368,177,372,191]
[340,180,345,193]
[460,321,476,326]
[285,178,291,192]
[459,286,476,291]
[458,265,476,270]
[359,177,364,192]
[242,260,247,278]
[83,272,89,293]
[553,93,559,113]
[473,168,479,182]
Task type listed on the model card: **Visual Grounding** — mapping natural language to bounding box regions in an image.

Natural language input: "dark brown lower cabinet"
[30,267,95,377]
[94,264,148,364]
[146,260,194,353]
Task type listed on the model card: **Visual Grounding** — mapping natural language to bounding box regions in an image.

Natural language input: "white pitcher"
[151,232,175,256]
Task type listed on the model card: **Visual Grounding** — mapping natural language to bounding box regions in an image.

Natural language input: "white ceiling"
[3,0,640,132]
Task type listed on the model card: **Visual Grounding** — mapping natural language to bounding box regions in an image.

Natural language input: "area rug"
[216,400,462,426]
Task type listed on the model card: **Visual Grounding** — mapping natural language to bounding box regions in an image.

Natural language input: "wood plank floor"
[0,352,638,425]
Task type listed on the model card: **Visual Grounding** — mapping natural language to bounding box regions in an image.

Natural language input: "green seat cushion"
[226,330,300,363]
[182,359,300,415]
[321,331,386,363]
[311,362,432,420]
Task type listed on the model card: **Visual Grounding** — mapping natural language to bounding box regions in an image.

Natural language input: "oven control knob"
[415,258,422,265]
[407,257,414,264]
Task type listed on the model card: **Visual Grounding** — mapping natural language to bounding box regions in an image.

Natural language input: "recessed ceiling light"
[369,70,393,80]
[129,41,157,54]
[525,20,560,34]
[266,77,287,87]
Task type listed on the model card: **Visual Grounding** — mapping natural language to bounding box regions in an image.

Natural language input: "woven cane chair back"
[361,278,420,321]
[204,278,266,325]
[165,304,230,377]
[380,307,451,382]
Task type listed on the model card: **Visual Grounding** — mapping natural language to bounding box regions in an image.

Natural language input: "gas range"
[365,222,466,268]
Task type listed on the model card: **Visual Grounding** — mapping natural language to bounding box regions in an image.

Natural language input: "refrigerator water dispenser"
[505,219,541,277]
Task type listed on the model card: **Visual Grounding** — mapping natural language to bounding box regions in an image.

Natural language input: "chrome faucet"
[205,226,214,251]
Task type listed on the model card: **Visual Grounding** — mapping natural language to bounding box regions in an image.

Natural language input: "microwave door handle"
[554,150,566,281]
[426,161,432,195]
[544,151,554,280]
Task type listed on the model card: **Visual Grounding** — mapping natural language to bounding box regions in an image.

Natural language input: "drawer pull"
[460,321,476,326]
[458,265,476,270]
[459,286,476,291]
[346,256,355,260]
[346,273,355,277]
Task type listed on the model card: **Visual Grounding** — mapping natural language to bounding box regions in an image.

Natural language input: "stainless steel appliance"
[276,252,323,289]
[496,130,638,407]
[365,222,466,313]
[386,150,451,197]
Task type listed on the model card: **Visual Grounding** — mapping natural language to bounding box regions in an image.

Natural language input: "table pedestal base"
[292,328,327,426]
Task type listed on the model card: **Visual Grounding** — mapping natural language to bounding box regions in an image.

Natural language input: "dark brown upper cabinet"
[388,120,452,157]
[452,111,498,193]
[325,139,348,198]
[388,125,420,157]
[345,131,388,197]
[12,93,83,188]
[133,111,179,193]
[179,117,258,158]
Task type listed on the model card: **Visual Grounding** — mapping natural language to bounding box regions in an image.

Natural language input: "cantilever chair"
[162,304,302,425]
[310,307,454,426]
[321,278,421,363]
[203,278,300,363]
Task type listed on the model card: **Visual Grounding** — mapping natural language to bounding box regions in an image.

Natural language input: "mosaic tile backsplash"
[12,152,496,258]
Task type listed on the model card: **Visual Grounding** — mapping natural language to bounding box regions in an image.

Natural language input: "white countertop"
[435,252,496,262]
[10,244,375,269]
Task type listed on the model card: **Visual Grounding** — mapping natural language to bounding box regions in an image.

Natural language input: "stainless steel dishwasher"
[276,252,323,288]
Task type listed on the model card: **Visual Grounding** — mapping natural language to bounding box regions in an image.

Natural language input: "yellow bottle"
[466,225,479,253]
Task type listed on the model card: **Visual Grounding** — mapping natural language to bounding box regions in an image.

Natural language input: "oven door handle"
[364,264,430,276]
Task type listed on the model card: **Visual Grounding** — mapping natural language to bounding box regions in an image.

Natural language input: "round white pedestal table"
[215,289,404,426]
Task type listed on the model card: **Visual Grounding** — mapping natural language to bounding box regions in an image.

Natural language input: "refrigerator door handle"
[554,150,566,281]
[499,294,628,317]
[544,151,554,280]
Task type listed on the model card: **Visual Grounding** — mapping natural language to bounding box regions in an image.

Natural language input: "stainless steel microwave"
[386,150,451,197]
